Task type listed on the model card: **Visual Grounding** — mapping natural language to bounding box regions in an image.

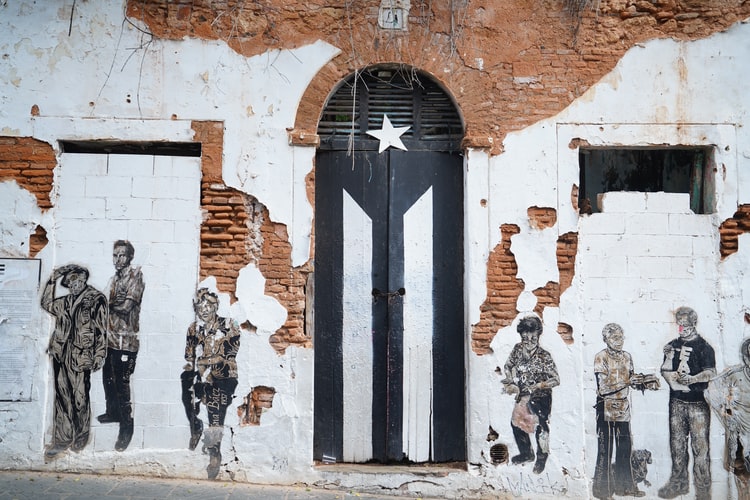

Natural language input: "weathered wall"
[1,0,750,498]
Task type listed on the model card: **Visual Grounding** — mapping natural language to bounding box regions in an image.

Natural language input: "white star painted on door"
[366,114,410,153]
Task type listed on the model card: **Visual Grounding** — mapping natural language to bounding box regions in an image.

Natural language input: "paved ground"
[0,470,420,500]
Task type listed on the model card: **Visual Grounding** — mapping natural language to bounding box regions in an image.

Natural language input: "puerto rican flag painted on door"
[314,149,465,463]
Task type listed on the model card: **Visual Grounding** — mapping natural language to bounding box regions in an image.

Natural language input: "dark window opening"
[60,140,201,157]
[578,147,714,215]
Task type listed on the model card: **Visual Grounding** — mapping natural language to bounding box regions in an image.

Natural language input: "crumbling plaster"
[122,1,750,153]
[2,0,750,497]
[465,20,749,499]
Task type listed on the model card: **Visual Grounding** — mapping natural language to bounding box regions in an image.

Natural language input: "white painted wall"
[1,0,750,498]
[465,23,749,499]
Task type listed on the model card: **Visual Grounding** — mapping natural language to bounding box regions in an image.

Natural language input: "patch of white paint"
[403,187,434,462]
[510,225,559,291]
[0,181,42,257]
[341,190,373,463]
[234,265,288,333]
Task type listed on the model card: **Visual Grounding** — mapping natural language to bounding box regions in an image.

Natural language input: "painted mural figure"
[98,240,145,451]
[658,306,716,500]
[41,264,107,459]
[592,323,659,500]
[182,288,240,480]
[501,315,560,474]
[706,337,750,500]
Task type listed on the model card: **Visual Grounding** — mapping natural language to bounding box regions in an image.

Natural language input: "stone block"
[668,213,713,235]
[56,196,106,219]
[645,192,691,213]
[61,153,107,176]
[580,254,628,278]
[598,191,647,213]
[85,174,133,196]
[127,220,176,243]
[627,255,673,278]
[133,378,182,404]
[108,153,154,177]
[106,197,154,220]
[152,198,200,221]
[153,155,201,179]
[627,234,694,257]
[625,213,669,234]
[579,213,626,234]
[132,176,199,200]
[142,425,186,450]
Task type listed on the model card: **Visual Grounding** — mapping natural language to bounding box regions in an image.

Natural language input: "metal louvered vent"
[318,67,463,151]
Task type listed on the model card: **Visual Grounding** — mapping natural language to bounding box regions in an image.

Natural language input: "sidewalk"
[0,470,421,500]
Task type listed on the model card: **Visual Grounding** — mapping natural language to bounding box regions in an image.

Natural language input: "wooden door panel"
[314,150,465,463]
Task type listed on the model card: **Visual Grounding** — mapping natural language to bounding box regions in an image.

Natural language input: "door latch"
[371,287,405,303]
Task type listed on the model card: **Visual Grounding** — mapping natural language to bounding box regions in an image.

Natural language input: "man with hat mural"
[41,264,107,459]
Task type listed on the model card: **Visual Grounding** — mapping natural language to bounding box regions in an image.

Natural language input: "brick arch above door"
[288,63,494,150]
[317,65,464,152]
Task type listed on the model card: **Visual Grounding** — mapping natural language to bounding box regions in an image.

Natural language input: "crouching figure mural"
[658,306,716,500]
[501,315,560,474]
[592,323,659,500]
[182,288,240,479]
[41,264,107,459]
[707,337,750,500]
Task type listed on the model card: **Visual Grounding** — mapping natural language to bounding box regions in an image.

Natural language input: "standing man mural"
[182,288,240,480]
[98,240,145,451]
[658,306,716,500]
[41,264,107,459]
[707,337,750,500]
[501,315,560,474]
[592,323,659,500]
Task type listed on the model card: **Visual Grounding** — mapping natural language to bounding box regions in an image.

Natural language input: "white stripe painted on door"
[402,186,434,462]
[342,190,374,462]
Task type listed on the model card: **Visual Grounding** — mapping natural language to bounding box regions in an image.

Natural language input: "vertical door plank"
[342,191,374,462]
[403,186,434,461]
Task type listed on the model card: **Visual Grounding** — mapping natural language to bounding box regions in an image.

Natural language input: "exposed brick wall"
[471,224,523,355]
[199,183,254,297]
[260,214,313,354]
[194,121,251,299]
[126,1,750,155]
[533,232,578,341]
[193,121,312,354]
[557,322,574,345]
[533,281,560,317]
[528,206,557,230]
[719,204,750,259]
[0,137,55,210]
[472,223,579,354]
[29,225,48,257]
[557,231,578,293]
[0,137,55,256]
[237,386,277,426]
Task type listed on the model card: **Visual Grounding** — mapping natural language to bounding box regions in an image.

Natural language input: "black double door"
[314,148,465,464]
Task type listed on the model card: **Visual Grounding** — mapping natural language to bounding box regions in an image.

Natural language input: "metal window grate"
[318,67,463,151]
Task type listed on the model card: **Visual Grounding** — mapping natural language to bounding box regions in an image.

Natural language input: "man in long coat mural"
[41,264,107,459]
